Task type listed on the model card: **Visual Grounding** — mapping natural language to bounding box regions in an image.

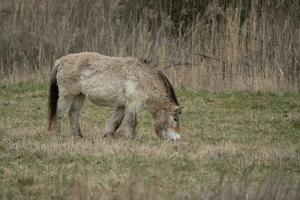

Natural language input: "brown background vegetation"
[0,0,299,91]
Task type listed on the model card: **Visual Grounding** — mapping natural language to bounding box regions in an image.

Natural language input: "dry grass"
[0,0,299,91]
[0,81,299,199]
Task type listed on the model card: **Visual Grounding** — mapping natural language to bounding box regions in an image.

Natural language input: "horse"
[48,52,182,141]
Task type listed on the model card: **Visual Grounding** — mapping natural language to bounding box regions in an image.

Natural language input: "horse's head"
[148,70,183,141]
[153,105,183,141]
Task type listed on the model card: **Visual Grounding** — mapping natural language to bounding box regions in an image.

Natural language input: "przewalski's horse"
[48,52,182,140]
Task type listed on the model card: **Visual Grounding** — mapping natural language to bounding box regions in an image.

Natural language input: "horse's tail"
[48,60,60,131]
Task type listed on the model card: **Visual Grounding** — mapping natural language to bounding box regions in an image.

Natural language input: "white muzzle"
[163,129,181,141]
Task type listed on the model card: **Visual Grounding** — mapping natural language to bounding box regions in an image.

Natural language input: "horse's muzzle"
[163,129,181,141]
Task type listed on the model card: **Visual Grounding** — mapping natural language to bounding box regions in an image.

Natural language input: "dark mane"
[157,70,179,106]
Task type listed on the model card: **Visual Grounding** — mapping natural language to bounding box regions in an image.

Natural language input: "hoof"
[104,131,114,138]
[72,133,83,138]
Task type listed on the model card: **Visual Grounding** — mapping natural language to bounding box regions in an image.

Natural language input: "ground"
[0,82,300,199]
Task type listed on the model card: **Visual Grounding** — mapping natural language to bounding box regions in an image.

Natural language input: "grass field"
[0,82,300,199]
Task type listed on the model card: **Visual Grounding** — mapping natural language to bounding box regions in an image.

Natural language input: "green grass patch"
[0,81,300,199]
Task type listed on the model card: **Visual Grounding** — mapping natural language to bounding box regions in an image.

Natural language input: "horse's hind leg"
[52,95,74,134]
[104,106,125,137]
[68,94,85,137]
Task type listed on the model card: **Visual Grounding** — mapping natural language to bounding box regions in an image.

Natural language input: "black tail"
[48,66,59,131]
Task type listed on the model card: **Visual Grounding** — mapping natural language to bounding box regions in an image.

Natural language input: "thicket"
[0,0,299,91]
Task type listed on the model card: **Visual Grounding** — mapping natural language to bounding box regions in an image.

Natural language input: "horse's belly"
[88,95,124,107]
[80,77,125,107]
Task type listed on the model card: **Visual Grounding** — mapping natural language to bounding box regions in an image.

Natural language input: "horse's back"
[57,52,139,75]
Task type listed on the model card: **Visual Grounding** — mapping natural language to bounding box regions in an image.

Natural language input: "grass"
[0,81,300,199]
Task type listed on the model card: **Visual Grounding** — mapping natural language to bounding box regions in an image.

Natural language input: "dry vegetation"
[0,82,300,199]
[0,0,299,91]
[0,1,300,199]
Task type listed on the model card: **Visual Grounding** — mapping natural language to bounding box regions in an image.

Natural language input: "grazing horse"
[48,52,182,140]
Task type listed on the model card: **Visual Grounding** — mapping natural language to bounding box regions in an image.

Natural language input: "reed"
[0,0,299,91]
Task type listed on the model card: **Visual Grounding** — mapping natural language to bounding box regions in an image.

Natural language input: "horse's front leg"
[122,105,138,139]
[104,106,125,137]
